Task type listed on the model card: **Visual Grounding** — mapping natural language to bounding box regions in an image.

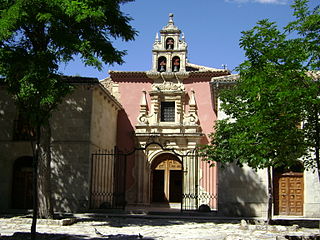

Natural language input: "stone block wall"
[0,83,120,213]
[0,88,33,210]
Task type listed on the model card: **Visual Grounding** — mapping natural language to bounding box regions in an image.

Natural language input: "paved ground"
[0,214,319,240]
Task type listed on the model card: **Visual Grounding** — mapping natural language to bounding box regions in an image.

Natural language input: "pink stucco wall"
[115,77,217,147]
[113,75,218,208]
[115,79,153,150]
[184,79,217,143]
[184,78,218,209]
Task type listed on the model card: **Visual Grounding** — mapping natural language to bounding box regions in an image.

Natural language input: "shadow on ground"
[0,232,155,240]
[77,214,241,228]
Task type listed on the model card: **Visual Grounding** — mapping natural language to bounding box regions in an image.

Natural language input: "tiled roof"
[186,63,228,73]
[108,63,230,79]
[61,75,99,84]
[211,74,239,84]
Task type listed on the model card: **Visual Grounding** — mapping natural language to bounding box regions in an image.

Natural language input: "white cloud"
[225,0,287,4]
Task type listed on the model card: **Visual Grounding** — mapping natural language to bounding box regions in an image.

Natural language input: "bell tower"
[152,13,187,72]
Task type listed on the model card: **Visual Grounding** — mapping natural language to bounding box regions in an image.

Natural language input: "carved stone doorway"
[151,153,182,203]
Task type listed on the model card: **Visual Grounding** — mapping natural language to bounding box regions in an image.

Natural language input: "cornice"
[211,74,239,85]
[109,70,230,82]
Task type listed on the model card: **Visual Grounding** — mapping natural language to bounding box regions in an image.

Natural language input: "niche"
[158,56,167,72]
[166,38,174,50]
[172,56,180,72]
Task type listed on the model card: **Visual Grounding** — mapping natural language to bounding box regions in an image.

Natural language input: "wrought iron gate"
[90,148,126,209]
[90,143,217,211]
[181,150,217,211]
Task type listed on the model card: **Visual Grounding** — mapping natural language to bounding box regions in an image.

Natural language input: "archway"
[157,56,167,72]
[165,38,174,50]
[273,162,304,216]
[11,156,33,209]
[151,153,182,203]
[172,56,180,72]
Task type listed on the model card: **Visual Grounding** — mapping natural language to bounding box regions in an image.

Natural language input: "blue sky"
[58,0,318,80]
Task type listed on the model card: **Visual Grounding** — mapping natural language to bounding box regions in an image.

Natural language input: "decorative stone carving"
[151,81,185,92]
[183,90,199,125]
[101,78,114,92]
[151,13,187,73]
[100,78,120,100]
[146,71,190,81]
[146,71,161,79]
[137,91,153,125]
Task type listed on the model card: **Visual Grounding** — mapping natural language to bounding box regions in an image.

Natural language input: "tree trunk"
[38,122,54,219]
[267,166,273,224]
[31,124,40,240]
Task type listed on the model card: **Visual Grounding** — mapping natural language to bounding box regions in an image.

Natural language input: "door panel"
[274,173,303,215]
[152,170,165,202]
[12,167,33,209]
[169,170,182,202]
[152,154,182,203]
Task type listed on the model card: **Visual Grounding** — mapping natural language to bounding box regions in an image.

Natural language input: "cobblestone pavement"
[0,214,319,240]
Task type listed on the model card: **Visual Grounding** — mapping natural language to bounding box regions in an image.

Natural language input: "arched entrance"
[11,156,33,209]
[151,153,182,203]
[274,162,304,216]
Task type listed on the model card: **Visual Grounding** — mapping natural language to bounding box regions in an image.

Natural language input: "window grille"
[161,102,175,122]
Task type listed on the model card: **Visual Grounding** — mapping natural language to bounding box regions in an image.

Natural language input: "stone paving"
[0,214,319,240]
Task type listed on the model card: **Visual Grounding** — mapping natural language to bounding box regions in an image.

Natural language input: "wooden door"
[12,157,33,209]
[152,154,182,203]
[169,170,182,202]
[274,172,303,215]
[152,170,165,202]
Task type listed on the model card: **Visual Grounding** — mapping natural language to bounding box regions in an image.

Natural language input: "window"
[13,112,35,141]
[161,102,175,122]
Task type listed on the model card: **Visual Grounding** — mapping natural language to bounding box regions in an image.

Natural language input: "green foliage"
[0,0,137,224]
[0,0,137,126]
[200,0,320,172]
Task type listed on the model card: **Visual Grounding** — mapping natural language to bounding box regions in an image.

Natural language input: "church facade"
[0,14,319,218]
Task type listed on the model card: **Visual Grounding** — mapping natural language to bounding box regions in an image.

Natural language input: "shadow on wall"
[116,109,136,199]
[49,90,92,213]
[218,163,267,217]
[50,143,90,213]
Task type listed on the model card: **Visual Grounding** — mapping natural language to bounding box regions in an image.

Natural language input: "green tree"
[287,0,320,183]
[200,0,319,223]
[0,0,136,238]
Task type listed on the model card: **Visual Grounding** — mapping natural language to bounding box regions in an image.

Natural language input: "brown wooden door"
[274,172,303,215]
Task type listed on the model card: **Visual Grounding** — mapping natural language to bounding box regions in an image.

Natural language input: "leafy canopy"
[0,0,137,125]
[200,0,319,171]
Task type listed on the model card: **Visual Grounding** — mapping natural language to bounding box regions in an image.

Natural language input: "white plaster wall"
[217,98,228,121]
[304,170,320,217]
[218,163,268,217]
[217,97,268,217]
